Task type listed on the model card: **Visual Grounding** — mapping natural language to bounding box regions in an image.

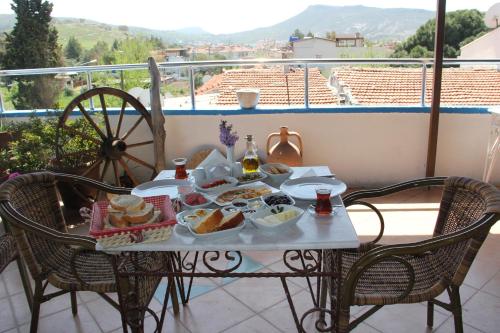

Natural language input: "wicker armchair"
[330,177,500,333]
[0,172,168,333]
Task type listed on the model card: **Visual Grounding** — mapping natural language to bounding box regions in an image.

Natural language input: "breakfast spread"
[193,209,244,234]
[106,195,161,228]
[215,186,272,204]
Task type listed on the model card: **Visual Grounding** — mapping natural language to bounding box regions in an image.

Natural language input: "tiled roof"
[196,68,337,105]
[333,67,500,105]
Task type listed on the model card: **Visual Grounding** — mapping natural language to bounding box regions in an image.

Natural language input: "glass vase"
[226,145,235,164]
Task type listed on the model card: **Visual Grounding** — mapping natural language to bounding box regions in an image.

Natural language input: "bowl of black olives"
[261,192,295,207]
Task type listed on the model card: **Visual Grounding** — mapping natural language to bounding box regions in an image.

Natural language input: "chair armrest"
[340,213,497,308]
[54,172,132,195]
[343,177,445,250]
[343,177,446,205]
[0,202,97,250]
[345,200,384,250]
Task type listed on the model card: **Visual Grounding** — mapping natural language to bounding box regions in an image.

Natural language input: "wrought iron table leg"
[281,276,303,333]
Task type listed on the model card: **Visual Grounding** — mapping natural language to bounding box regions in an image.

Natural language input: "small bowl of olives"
[261,192,295,207]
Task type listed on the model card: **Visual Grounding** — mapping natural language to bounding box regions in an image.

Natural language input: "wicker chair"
[0,172,169,333]
[330,177,500,333]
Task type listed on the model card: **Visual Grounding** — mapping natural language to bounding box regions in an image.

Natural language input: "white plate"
[280,177,347,200]
[212,183,276,206]
[194,176,238,193]
[249,205,304,230]
[131,179,191,198]
[236,172,268,185]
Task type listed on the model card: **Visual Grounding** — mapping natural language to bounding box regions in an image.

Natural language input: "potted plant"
[0,114,100,210]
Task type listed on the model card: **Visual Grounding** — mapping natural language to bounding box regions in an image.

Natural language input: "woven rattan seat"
[330,177,500,333]
[0,233,17,272]
[0,172,168,333]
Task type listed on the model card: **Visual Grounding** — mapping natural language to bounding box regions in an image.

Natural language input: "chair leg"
[70,291,78,315]
[16,256,33,312]
[450,286,464,333]
[427,301,434,327]
[30,280,43,333]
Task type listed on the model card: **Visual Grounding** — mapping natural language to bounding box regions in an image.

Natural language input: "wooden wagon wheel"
[56,87,156,189]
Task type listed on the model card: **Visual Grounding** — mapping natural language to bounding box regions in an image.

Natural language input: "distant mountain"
[217,5,435,43]
[0,5,435,46]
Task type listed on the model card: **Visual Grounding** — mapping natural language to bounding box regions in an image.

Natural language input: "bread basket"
[89,195,176,248]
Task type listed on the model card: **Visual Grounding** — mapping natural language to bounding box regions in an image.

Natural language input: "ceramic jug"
[266,126,303,166]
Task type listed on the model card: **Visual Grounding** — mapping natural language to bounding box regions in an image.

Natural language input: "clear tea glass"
[315,188,332,215]
[173,158,188,180]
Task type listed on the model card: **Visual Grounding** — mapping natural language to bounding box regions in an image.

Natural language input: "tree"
[292,29,305,40]
[64,36,82,60]
[325,31,336,41]
[306,31,314,38]
[392,9,487,58]
[2,0,63,109]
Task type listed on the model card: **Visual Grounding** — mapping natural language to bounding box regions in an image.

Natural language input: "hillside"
[218,5,435,43]
[0,5,435,47]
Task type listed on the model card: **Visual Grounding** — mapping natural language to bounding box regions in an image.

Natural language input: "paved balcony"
[0,186,498,333]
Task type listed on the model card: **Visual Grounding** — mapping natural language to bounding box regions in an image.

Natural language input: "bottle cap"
[246,134,253,141]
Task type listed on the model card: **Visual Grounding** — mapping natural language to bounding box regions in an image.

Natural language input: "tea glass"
[173,158,188,180]
[315,188,333,215]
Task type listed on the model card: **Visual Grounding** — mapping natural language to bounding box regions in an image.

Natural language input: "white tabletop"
[97,166,359,252]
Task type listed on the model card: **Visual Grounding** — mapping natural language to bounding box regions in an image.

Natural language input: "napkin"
[197,149,232,179]
[297,168,317,178]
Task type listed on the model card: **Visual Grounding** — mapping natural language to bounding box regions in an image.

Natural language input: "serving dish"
[260,163,293,185]
[261,192,295,207]
[176,208,246,238]
[213,184,274,206]
[236,172,267,185]
[194,176,238,193]
[280,176,347,200]
[180,192,213,209]
[248,205,304,230]
[131,179,191,198]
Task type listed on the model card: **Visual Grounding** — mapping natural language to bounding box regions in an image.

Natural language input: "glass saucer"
[307,204,336,217]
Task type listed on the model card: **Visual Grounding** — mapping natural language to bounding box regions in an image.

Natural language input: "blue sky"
[0,0,497,34]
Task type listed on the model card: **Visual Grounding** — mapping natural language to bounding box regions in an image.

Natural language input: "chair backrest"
[432,177,500,285]
[0,172,67,278]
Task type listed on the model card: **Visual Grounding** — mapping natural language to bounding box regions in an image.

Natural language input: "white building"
[291,36,389,59]
[459,27,500,69]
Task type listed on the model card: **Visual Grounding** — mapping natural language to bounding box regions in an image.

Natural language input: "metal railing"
[0,58,499,112]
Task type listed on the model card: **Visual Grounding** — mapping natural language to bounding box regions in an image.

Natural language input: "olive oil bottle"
[242,134,259,173]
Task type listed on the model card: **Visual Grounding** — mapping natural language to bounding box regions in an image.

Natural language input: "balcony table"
[99,166,359,333]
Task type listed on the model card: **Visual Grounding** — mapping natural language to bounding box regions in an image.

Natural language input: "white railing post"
[86,71,94,110]
[189,66,196,110]
[421,63,427,107]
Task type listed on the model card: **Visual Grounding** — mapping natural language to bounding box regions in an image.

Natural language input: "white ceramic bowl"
[260,163,293,185]
[180,192,212,209]
[249,205,304,230]
[236,88,260,109]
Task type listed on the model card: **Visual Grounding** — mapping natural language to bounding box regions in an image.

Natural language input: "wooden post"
[426,0,446,177]
[148,57,167,172]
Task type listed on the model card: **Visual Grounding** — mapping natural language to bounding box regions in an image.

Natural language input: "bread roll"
[217,211,244,231]
[193,209,224,234]
[124,203,155,224]
[110,195,145,212]
[108,212,129,228]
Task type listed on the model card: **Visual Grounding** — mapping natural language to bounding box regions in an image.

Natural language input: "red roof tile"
[333,67,500,105]
[196,67,337,105]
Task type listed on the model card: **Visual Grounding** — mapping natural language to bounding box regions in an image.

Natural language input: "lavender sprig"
[219,120,239,147]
